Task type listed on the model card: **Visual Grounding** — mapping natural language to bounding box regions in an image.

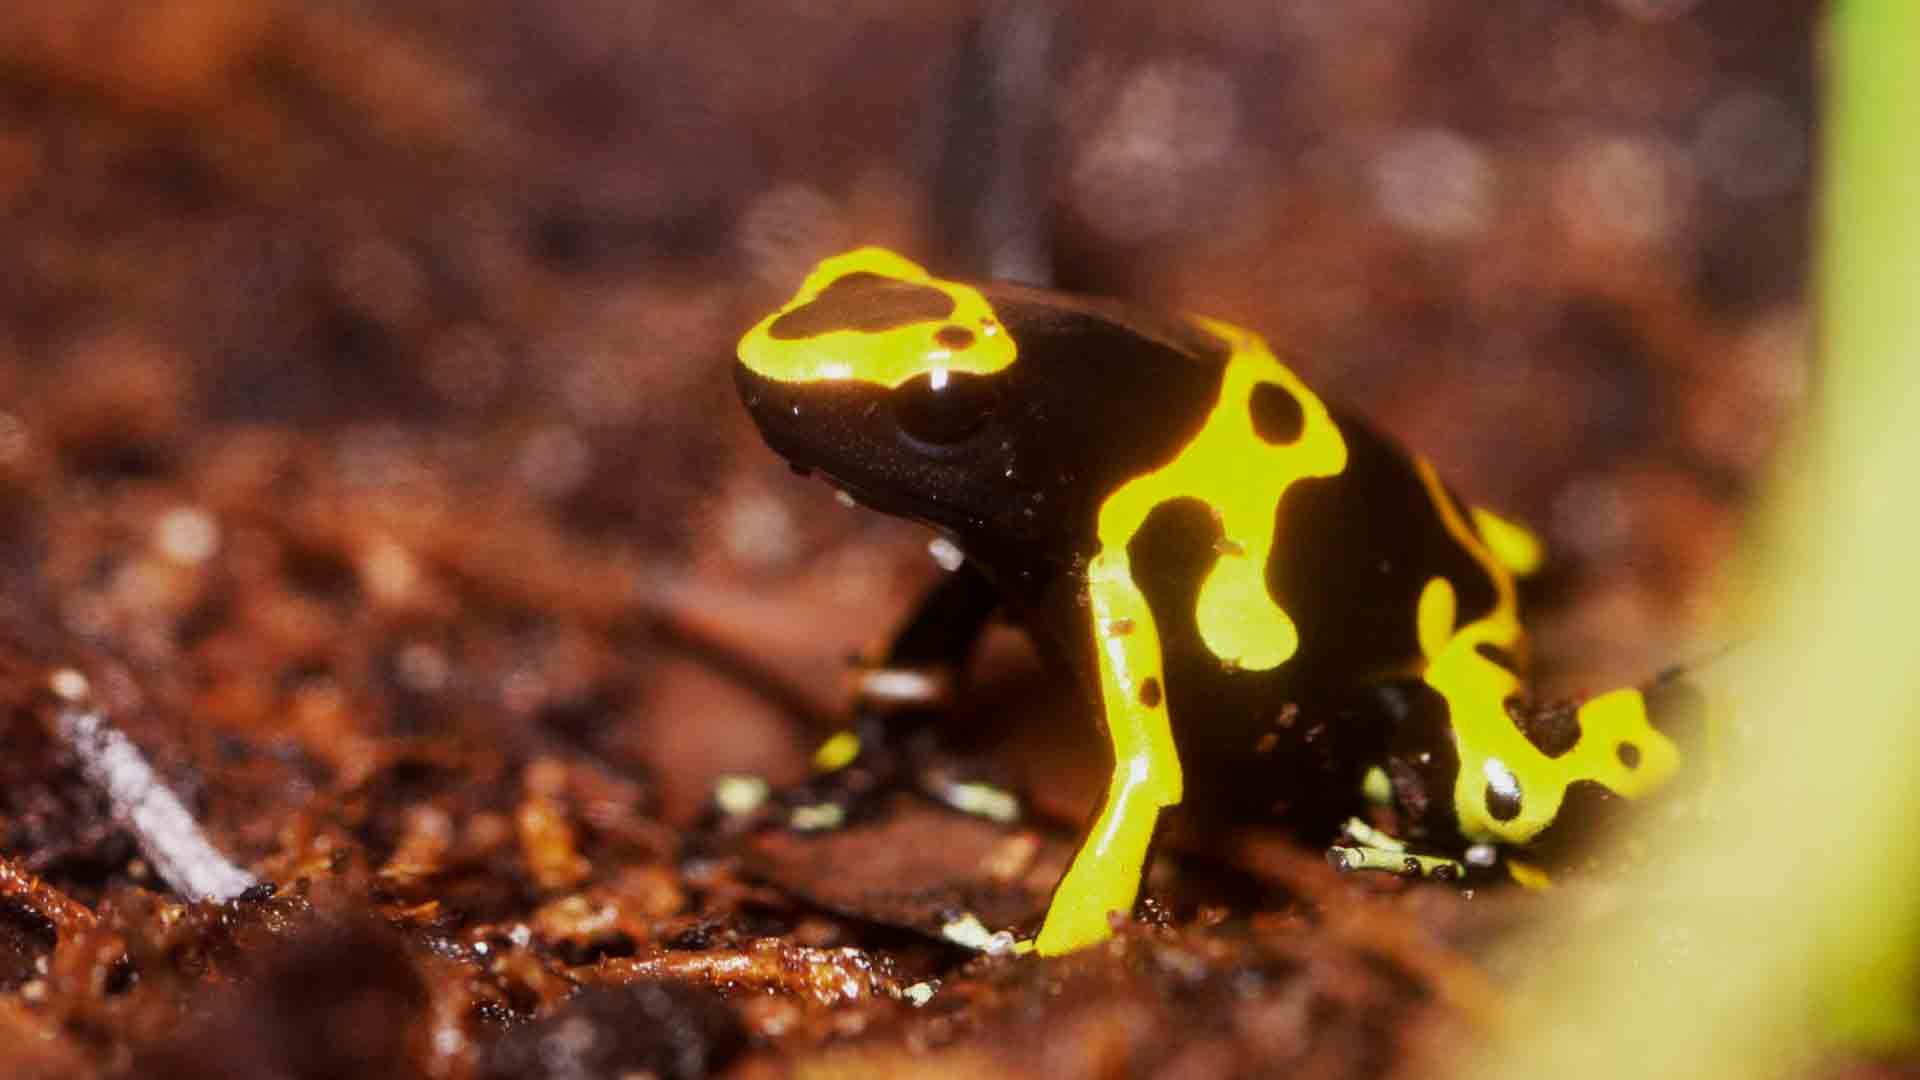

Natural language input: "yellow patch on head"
[737,247,1017,388]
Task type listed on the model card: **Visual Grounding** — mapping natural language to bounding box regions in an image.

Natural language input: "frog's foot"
[722,709,1022,836]
[739,559,1009,836]
[770,724,903,833]
[1325,818,1467,883]
[811,656,1024,828]
[804,721,1024,828]
[698,723,897,837]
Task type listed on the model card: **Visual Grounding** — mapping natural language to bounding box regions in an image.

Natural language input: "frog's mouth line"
[813,472,972,535]
[734,363,1005,556]
[772,454,996,559]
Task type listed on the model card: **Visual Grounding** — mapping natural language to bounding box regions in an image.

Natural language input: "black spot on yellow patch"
[1249,382,1305,445]
[1616,741,1641,769]
[1512,699,1581,759]
[934,324,975,350]
[1139,677,1163,708]
[768,273,956,339]
[1485,782,1522,822]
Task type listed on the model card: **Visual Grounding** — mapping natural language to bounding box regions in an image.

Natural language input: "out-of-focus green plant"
[1480,2,1920,1075]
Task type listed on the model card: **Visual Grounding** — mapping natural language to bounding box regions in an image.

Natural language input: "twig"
[41,668,258,904]
[0,853,97,937]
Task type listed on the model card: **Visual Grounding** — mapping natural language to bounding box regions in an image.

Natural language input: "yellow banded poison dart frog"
[733,247,1707,957]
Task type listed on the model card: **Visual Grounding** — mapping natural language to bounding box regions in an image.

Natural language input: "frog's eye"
[891,370,998,447]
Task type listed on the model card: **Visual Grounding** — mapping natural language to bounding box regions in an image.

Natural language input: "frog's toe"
[810,721,1023,827]
[1326,819,1468,882]
[775,760,894,832]
[1326,844,1465,882]
[749,759,1020,837]
[698,754,894,838]
[918,763,1023,824]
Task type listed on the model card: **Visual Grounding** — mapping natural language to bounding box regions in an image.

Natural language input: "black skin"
[734,276,1485,848]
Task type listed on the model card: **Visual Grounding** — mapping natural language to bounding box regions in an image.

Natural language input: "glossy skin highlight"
[735,248,1693,955]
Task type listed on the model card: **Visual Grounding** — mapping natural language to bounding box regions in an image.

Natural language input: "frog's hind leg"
[1326,818,1468,882]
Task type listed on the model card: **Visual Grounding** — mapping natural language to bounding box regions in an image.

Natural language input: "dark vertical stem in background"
[920,1,1061,286]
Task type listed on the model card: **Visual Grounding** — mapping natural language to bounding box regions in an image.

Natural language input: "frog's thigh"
[1033,551,1183,957]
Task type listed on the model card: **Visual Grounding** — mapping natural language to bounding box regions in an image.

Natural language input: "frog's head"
[735,247,1229,572]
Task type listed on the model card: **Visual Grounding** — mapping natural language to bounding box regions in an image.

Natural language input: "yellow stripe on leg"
[1033,549,1183,957]
[1035,761,1170,954]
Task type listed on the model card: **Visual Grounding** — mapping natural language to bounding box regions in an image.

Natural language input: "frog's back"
[918,282,1529,830]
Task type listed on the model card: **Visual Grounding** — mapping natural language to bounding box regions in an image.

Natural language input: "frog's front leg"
[781,559,1002,829]
[1032,549,1183,957]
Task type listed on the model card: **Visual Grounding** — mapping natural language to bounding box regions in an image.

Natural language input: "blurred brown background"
[0,0,1811,626]
[0,2,1816,1076]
